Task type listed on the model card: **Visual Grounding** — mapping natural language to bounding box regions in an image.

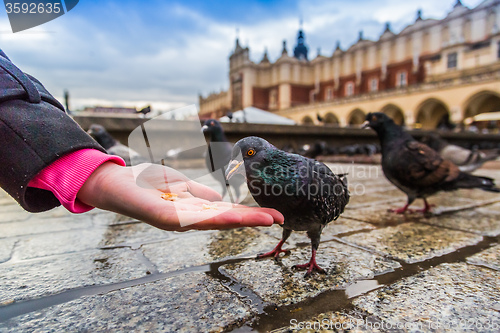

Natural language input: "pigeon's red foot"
[390,200,435,214]
[292,249,327,277]
[257,240,290,259]
[389,205,413,214]
[292,260,326,277]
[416,200,435,214]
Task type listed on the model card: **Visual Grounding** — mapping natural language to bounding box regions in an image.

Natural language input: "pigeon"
[420,133,499,173]
[225,136,349,276]
[363,112,499,214]
[87,124,148,166]
[301,141,327,159]
[137,105,151,117]
[201,119,244,200]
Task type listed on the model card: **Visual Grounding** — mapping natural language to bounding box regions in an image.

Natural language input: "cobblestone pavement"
[0,163,499,332]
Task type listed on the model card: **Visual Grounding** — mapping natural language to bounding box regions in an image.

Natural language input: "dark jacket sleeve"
[0,50,106,212]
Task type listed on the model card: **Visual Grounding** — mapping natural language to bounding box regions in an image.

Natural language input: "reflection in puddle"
[345,279,380,298]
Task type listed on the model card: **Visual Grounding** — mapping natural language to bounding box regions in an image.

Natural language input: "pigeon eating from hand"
[202,119,244,201]
[87,124,148,166]
[225,136,349,277]
[363,112,499,214]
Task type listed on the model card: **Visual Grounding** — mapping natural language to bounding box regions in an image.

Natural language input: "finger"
[251,207,284,225]
[186,180,222,201]
[199,202,284,225]
[173,208,242,230]
[174,197,210,205]
[175,209,276,231]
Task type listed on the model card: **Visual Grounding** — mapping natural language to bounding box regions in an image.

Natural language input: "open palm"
[78,162,283,231]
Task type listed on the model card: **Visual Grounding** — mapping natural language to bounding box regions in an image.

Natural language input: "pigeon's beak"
[201,125,208,133]
[361,121,371,129]
[225,159,244,180]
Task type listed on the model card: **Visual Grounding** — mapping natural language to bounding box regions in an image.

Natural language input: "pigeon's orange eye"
[247,148,256,156]
[371,115,377,122]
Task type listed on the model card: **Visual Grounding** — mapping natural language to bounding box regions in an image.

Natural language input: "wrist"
[77,161,125,209]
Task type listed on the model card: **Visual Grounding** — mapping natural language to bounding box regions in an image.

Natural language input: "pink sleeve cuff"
[28,149,126,213]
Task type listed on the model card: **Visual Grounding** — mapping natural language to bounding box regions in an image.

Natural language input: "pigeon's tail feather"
[455,173,500,192]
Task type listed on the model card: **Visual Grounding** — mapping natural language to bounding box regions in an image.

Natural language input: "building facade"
[199,0,500,129]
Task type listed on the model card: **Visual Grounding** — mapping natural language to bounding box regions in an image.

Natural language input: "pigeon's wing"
[308,160,350,223]
[393,140,460,187]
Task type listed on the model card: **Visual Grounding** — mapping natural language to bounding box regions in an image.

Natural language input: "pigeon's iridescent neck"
[246,149,300,186]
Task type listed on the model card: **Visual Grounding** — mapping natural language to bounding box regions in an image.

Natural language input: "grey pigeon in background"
[88,124,148,166]
[226,136,349,277]
[420,132,499,173]
[202,119,244,200]
[363,113,499,214]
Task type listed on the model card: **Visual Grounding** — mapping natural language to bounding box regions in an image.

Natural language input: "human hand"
[77,162,284,231]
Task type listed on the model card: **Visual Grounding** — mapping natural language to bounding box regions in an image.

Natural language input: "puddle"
[345,280,380,299]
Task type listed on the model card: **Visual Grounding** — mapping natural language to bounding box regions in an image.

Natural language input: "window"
[345,82,354,97]
[370,78,378,92]
[325,87,334,101]
[397,71,407,87]
[447,52,457,69]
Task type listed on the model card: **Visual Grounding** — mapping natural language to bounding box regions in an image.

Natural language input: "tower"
[293,24,308,61]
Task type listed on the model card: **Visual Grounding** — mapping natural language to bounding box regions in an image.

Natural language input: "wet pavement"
[0,162,499,332]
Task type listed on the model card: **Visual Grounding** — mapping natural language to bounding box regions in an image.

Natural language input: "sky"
[0,0,486,115]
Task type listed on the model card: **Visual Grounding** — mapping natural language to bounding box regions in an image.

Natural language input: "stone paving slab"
[345,191,401,209]
[342,222,483,263]
[352,263,500,332]
[0,214,96,239]
[343,192,491,224]
[467,244,500,271]
[91,210,130,226]
[141,228,280,272]
[274,310,381,333]
[424,206,500,237]
[0,248,151,304]
[258,218,375,246]
[453,188,500,203]
[13,228,109,261]
[0,271,254,332]
[99,222,172,249]
[0,239,16,264]
[219,241,400,306]
[0,197,19,208]
[0,210,31,224]
[342,202,424,225]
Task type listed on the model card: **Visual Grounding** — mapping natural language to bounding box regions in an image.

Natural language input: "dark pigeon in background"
[88,124,148,166]
[420,132,499,173]
[202,119,244,200]
[225,136,349,277]
[300,141,327,159]
[363,112,499,214]
[136,105,151,117]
